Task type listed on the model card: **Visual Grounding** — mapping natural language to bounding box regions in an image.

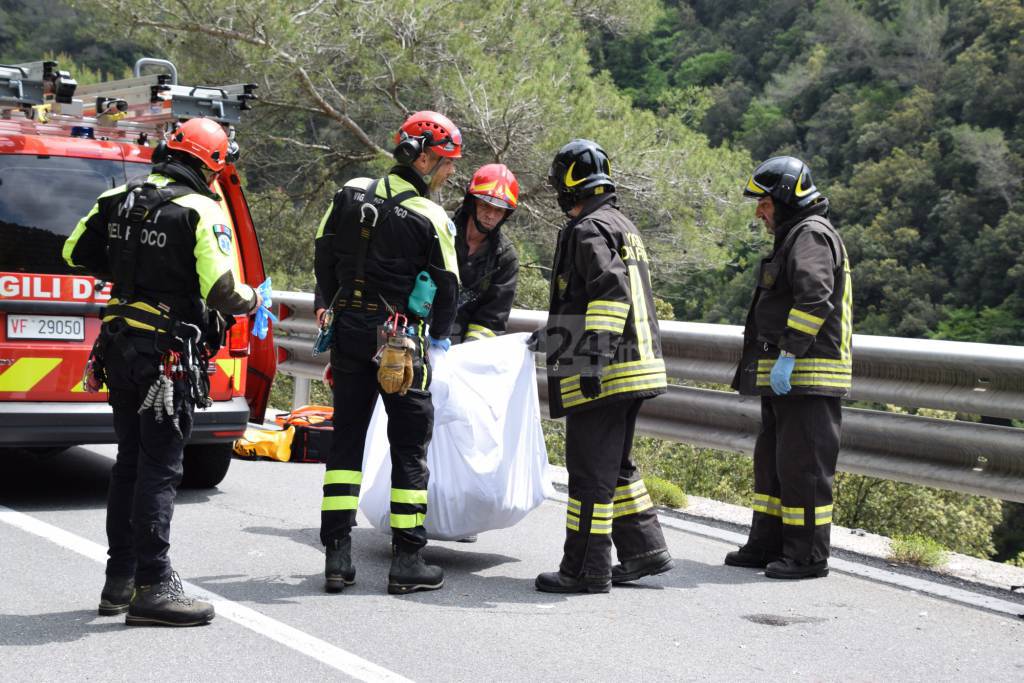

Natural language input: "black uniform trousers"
[102,329,193,586]
[746,395,841,564]
[561,398,668,580]
[320,309,433,552]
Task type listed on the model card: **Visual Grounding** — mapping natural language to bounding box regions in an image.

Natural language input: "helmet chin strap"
[419,153,445,188]
[467,199,510,236]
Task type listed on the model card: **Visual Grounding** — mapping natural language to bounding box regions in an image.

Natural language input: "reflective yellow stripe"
[614,479,647,501]
[613,495,653,518]
[0,358,62,392]
[584,315,627,334]
[562,359,667,391]
[787,307,825,335]
[628,265,654,360]
[586,300,629,317]
[215,359,242,392]
[781,505,805,526]
[757,374,852,388]
[590,519,613,534]
[390,512,426,528]
[592,502,613,518]
[841,255,853,362]
[567,497,582,514]
[315,201,334,239]
[752,493,782,517]
[561,375,667,408]
[567,517,580,532]
[757,358,851,371]
[324,470,362,486]
[321,495,359,511]
[466,323,496,338]
[787,319,818,335]
[102,299,174,333]
[391,488,428,505]
[815,504,834,525]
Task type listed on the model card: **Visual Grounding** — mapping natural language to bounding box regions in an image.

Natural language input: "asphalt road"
[2,445,1022,682]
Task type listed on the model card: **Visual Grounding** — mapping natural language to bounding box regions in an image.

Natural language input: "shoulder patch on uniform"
[445,218,457,237]
[212,224,233,255]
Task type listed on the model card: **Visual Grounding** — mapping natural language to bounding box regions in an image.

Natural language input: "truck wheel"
[180,443,232,489]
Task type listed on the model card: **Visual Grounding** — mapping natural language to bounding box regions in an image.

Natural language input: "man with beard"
[726,156,853,580]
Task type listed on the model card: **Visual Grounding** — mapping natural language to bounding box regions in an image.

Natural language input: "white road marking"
[0,504,413,683]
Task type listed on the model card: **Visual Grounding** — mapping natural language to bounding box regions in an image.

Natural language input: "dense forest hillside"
[593,0,1024,344]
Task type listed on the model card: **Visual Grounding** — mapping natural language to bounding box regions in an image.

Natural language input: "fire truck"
[0,58,276,487]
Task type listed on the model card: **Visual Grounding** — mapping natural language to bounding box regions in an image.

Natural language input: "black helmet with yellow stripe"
[743,156,821,210]
[548,139,615,213]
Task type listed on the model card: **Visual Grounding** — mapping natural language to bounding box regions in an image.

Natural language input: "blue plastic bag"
[252,277,278,340]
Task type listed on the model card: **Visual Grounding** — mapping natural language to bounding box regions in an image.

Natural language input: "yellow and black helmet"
[548,139,614,213]
[743,156,821,209]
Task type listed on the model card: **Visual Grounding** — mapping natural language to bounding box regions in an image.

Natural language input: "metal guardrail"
[273,292,1024,503]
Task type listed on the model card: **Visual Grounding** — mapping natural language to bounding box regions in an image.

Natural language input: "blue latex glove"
[429,336,451,352]
[770,353,795,395]
[252,277,278,340]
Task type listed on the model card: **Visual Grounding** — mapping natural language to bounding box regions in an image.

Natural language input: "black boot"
[325,536,356,593]
[724,544,780,568]
[765,557,829,580]
[98,575,134,616]
[535,570,611,594]
[611,549,674,585]
[388,547,444,595]
[126,572,215,626]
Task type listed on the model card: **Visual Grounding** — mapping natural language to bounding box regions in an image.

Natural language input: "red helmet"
[468,164,519,210]
[394,110,462,159]
[166,118,229,172]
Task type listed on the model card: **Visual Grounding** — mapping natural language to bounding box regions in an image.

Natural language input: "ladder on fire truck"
[0,57,256,144]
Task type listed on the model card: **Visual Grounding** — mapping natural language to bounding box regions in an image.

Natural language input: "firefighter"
[62,117,260,625]
[314,110,462,595]
[726,156,853,580]
[451,164,520,344]
[532,139,674,593]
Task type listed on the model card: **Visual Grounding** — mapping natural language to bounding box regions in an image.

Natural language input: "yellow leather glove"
[377,337,416,395]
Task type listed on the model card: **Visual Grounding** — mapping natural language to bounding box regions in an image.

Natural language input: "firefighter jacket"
[732,203,853,397]
[62,161,257,330]
[314,165,460,338]
[452,206,519,342]
[544,194,667,418]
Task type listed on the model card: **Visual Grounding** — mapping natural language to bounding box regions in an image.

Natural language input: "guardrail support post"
[293,376,310,410]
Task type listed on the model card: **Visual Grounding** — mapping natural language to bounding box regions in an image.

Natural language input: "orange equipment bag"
[274,405,334,463]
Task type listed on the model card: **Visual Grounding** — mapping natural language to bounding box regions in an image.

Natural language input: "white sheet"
[358,332,553,540]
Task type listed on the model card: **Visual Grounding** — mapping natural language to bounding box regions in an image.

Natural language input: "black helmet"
[743,156,821,210]
[548,139,615,213]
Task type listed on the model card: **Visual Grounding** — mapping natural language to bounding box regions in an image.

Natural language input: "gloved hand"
[377,337,415,395]
[526,329,544,352]
[251,277,278,340]
[429,336,451,352]
[579,371,603,399]
[770,352,795,395]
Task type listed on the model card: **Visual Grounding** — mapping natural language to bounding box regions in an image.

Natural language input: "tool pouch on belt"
[377,335,416,396]
[204,308,233,354]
